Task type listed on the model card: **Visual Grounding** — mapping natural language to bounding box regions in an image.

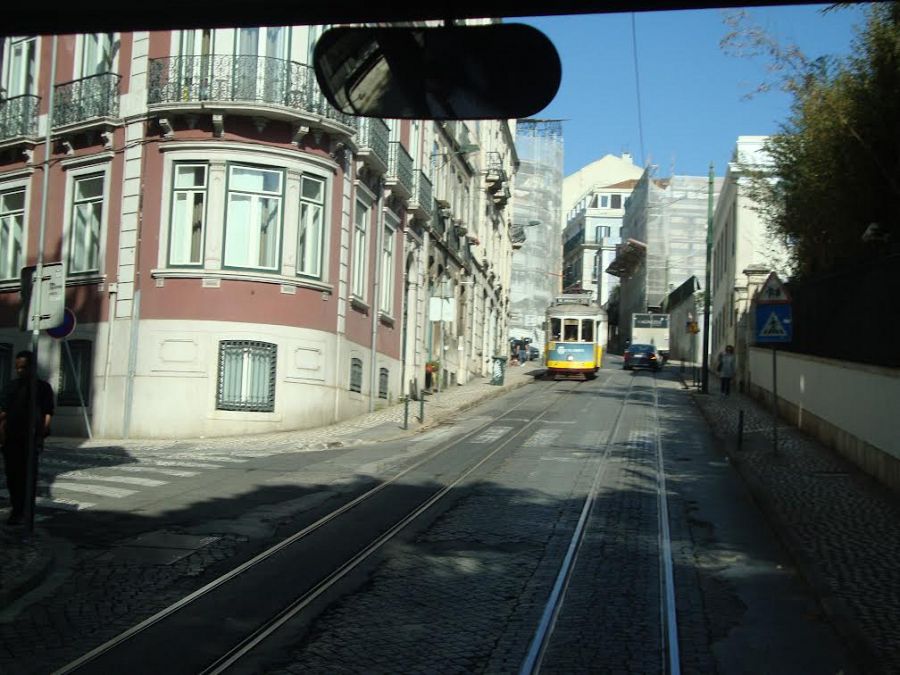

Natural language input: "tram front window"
[550,318,562,341]
[581,320,594,342]
[564,320,579,341]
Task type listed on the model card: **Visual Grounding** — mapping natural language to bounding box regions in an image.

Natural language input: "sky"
[518,4,869,178]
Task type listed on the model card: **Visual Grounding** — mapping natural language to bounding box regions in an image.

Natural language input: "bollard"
[419,393,425,423]
[403,396,409,430]
[737,409,744,451]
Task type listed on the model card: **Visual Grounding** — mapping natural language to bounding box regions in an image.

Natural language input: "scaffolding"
[509,119,564,350]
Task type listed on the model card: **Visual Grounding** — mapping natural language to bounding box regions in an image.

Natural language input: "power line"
[631,13,646,168]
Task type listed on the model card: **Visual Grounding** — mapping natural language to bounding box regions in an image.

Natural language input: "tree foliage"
[722,3,900,278]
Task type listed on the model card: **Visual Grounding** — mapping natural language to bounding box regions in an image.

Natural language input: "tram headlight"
[567,355,574,361]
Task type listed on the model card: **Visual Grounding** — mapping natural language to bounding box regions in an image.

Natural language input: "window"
[550,318,561,341]
[80,33,115,77]
[59,340,92,407]
[610,194,622,209]
[224,165,283,270]
[216,340,276,412]
[0,188,25,280]
[595,225,611,241]
[600,195,609,208]
[380,224,395,314]
[351,200,369,299]
[4,36,37,97]
[69,174,104,274]
[582,319,595,342]
[564,320,580,341]
[378,368,389,399]
[350,357,363,393]
[297,175,325,278]
[169,164,207,266]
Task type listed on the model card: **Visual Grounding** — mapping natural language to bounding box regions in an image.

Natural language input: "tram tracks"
[55,377,602,675]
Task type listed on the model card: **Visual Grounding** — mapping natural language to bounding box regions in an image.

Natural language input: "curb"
[686,385,881,674]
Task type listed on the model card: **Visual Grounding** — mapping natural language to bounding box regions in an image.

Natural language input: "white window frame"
[216,340,277,412]
[76,33,117,79]
[2,36,38,97]
[380,215,397,317]
[0,179,29,282]
[223,163,284,272]
[351,197,370,301]
[297,173,326,279]
[63,162,111,278]
[168,162,208,267]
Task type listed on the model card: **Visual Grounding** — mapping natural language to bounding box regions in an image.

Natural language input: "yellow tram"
[544,295,606,379]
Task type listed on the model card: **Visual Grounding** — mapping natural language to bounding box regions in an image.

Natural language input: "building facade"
[562,174,641,306]
[0,29,516,439]
[608,169,722,346]
[709,136,790,386]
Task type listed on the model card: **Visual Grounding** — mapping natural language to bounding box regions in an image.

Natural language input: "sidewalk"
[689,371,900,673]
[0,363,539,611]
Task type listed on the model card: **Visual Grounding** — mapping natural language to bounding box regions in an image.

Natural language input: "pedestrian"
[1,351,54,526]
[717,345,736,396]
[518,344,528,366]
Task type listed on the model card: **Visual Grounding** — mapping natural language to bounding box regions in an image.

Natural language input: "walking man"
[717,345,737,396]
[1,351,54,526]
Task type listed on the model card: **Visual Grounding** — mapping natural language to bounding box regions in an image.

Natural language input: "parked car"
[623,343,662,371]
[528,345,540,361]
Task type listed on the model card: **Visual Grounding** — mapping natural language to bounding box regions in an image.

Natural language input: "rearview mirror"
[313,24,561,120]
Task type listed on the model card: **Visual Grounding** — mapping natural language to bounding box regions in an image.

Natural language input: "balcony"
[54,73,121,130]
[485,151,507,189]
[353,118,390,174]
[0,94,40,147]
[408,170,433,219]
[385,141,414,200]
[147,55,356,134]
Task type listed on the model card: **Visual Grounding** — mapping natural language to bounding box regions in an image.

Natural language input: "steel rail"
[653,375,681,675]
[56,376,600,674]
[201,379,596,674]
[518,370,635,675]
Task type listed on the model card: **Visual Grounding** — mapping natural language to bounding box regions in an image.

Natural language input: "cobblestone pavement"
[692,374,900,673]
[0,364,537,670]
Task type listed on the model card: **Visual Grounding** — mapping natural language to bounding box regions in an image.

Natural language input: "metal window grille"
[378,368,389,399]
[350,358,363,393]
[217,340,276,412]
[59,339,92,407]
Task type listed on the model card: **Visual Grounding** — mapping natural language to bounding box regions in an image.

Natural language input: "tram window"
[582,319,594,342]
[564,320,579,341]
[550,318,561,341]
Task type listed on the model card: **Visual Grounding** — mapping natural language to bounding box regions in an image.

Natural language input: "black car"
[623,343,661,371]
[528,345,540,361]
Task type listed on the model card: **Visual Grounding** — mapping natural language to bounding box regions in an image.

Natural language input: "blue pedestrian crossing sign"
[756,304,792,343]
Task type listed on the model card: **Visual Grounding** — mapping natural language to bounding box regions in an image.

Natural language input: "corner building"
[0,28,516,439]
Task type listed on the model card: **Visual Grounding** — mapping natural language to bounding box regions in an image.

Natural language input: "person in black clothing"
[1,351,54,526]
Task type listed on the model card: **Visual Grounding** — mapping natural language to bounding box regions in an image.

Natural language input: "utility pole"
[701,162,713,394]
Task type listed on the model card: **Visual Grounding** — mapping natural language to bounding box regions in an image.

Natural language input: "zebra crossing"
[0,447,263,516]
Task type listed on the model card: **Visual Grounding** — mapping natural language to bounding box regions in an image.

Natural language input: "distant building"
[608,169,722,347]
[508,119,564,351]
[710,136,791,387]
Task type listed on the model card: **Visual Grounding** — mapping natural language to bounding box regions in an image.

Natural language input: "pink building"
[0,29,517,439]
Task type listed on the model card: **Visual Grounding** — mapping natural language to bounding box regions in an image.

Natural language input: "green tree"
[723,3,900,278]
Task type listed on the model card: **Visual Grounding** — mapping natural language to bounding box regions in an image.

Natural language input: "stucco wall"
[748,347,900,490]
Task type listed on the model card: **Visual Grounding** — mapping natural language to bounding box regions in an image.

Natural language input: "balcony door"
[234,27,290,105]
[3,36,37,98]
[178,29,213,100]
[79,33,115,78]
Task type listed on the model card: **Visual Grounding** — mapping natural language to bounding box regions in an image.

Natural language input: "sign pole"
[772,347,778,455]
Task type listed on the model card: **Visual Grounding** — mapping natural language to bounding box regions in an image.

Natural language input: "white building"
[710,136,791,385]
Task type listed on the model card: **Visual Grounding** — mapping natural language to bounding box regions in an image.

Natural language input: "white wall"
[749,347,900,462]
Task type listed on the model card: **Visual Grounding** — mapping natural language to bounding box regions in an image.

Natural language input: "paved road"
[0,364,856,674]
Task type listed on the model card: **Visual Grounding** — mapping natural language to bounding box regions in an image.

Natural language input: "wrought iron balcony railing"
[147,55,356,128]
[411,170,433,217]
[354,118,390,170]
[485,151,507,187]
[0,94,40,140]
[387,142,414,197]
[54,73,121,127]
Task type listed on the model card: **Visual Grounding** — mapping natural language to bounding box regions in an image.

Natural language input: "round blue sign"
[46,308,77,339]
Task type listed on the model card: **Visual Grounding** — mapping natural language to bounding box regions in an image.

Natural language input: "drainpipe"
[369,190,386,412]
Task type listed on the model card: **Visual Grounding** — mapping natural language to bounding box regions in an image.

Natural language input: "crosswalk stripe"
[148,460,227,469]
[54,472,168,487]
[109,465,199,478]
[1,488,95,511]
[471,426,513,444]
[45,482,137,498]
[181,456,248,463]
